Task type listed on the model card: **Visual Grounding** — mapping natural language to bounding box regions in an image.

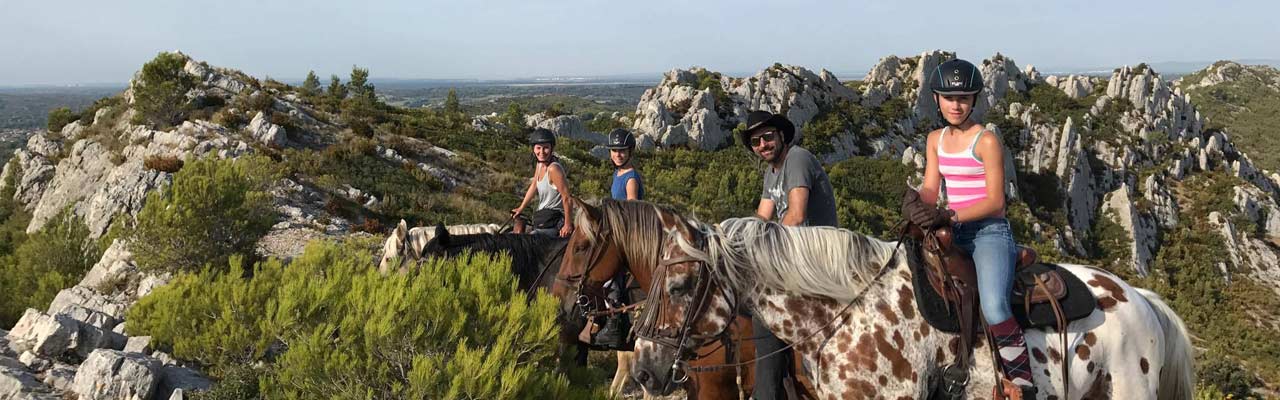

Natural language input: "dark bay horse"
[416,225,594,365]
[555,198,815,400]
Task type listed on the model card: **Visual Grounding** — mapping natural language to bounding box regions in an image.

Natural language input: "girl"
[918,59,1035,399]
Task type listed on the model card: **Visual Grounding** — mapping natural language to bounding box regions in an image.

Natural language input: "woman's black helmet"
[605,128,637,150]
[529,128,556,147]
[930,59,984,96]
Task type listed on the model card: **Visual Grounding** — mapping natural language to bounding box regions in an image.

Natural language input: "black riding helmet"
[738,110,795,151]
[930,59,984,126]
[529,128,556,147]
[604,128,637,150]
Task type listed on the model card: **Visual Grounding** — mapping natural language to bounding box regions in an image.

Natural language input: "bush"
[47,107,77,133]
[128,156,280,273]
[143,155,184,173]
[128,240,587,399]
[0,209,100,326]
[134,52,197,127]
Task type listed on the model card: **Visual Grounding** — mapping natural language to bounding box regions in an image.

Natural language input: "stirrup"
[938,364,969,399]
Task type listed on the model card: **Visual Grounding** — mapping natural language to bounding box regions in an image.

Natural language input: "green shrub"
[0,209,99,326]
[129,240,587,399]
[134,52,197,127]
[47,107,77,133]
[128,156,280,273]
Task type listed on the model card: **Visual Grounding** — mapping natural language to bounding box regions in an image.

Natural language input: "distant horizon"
[2,57,1278,89]
[3,0,1277,87]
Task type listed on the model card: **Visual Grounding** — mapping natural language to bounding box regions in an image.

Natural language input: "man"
[740,110,838,399]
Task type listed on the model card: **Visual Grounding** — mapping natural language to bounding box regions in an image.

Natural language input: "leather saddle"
[914,225,1067,308]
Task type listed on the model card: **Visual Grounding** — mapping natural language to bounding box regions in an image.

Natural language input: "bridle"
[554,226,621,319]
[635,222,906,388]
[631,227,742,385]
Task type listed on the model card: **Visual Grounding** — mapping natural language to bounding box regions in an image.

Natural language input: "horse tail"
[1136,288,1195,400]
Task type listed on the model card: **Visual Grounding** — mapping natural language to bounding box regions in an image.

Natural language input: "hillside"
[1177,61,1280,173]
[0,51,1277,399]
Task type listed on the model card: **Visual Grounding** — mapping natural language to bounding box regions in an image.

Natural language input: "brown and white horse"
[557,198,814,400]
[632,217,1195,400]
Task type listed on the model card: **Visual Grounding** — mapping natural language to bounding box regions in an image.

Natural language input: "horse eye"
[668,279,691,297]
[574,242,590,253]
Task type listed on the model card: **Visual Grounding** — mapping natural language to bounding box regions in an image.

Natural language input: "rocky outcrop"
[974,53,1038,121]
[525,114,604,144]
[1045,75,1100,99]
[1102,184,1158,276]
[631,65,857,150]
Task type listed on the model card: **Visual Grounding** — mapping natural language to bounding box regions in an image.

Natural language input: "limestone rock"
[1046,75,1099,99]
[155,365,213,400]
[6,310,78,358]
[1103,184,1158,276]
[247,111,288,148]
[124,337,153,354]
[41,363,76,392]
[71,349,161,400]
[0,363,60,400]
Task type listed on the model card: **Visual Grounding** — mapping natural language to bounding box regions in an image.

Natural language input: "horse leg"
[576,342,589,366]
[612,351,633,397]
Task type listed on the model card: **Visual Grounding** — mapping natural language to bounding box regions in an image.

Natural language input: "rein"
[640,221,907,388]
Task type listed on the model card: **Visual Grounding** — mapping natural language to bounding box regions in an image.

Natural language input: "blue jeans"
[952,217,1018,325]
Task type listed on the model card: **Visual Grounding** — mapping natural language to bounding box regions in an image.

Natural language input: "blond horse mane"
[670,217,899,302]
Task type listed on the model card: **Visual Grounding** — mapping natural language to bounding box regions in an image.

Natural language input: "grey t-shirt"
[761,146,838,227]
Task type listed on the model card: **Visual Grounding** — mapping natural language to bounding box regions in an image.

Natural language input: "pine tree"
[300,70,321,97]
[133,52,197,127]
[444,88,461,114]
[347,65,375,100]
[128,156,280,273]
[327,74,347,100]
[46,107,77,133]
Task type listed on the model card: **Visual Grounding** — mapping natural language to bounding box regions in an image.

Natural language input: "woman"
[917,59,1035,399]
[592,128,644,350]
[512,128,573,237]
[607,128,644,201]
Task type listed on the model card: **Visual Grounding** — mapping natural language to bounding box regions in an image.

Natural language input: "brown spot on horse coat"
[878,375,888,385]
[854,333,878,372]
[918,323,931,338]
[1077,344,1091,361]
[875,300,899,324]
[1087,274,1128,303]
[897,285,916,319]
[873,329,913,381]
[1032,348,1048,364]
[1084,332,1097,346]
[1087,361,1095,373]
[1048,347,1063,363]
[1141,357,1150,374]
[1097,296,1119,310]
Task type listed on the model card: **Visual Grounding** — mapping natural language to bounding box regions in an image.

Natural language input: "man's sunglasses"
[749,131,778,147]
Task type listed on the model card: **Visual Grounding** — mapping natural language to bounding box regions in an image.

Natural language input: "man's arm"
[756,199,776,221]
[779,187,810,226]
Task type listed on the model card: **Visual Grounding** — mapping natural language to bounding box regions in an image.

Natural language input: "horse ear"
[434,223,449,245]
[395,219,408,240]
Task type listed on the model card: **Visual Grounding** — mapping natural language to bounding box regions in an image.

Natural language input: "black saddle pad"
[904,239,1097,333]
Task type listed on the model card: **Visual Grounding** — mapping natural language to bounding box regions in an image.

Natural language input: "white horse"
[378,219,503,274]
[631,217,1194,400]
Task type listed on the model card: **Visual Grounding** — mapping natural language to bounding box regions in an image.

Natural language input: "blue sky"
[0,0,1275,85]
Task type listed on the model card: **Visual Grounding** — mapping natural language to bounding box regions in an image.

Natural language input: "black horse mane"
[423,232,568,290]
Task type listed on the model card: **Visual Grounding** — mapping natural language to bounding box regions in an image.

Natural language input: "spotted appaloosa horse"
[556,198,815,400]
[632,217,1195,400]
[379,219,503,274]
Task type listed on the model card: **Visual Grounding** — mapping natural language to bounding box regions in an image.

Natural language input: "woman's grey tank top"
[535,162,565,211]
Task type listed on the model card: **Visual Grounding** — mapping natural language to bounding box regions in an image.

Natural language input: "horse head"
[630,219,740,396]
[379,219,412,274]
[555,198,626,316]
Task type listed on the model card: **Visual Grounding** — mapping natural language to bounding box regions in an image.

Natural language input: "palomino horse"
[632,217,1195,400]
[379,219,503,274]
[557,198,814,400]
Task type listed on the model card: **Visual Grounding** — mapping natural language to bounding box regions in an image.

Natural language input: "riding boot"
[594,274,632,350]
[989,317,1035,394]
